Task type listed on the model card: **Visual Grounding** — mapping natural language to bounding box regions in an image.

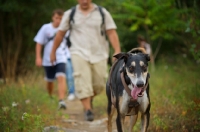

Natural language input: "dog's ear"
[113,52,130,63]
[146,54,150,61]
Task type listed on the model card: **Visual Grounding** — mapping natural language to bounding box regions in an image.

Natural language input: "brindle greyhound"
[106,48,151,132]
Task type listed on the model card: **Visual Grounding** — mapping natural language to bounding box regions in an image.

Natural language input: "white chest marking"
[137,91,149,113]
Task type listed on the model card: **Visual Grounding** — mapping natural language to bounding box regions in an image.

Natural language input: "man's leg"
[55,63,67,109]
[81,97,92,110]
[46,81,54,97]
[71,55,94,121]
[92,59,107,97]
[44,66,56,98]
[57,76,66,100]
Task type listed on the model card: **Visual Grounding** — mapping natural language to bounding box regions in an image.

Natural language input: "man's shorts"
[43,63,66,82]
[71,54,107,99]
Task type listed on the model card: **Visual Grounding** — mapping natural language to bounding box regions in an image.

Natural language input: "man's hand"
[50,52,56,65]
[35,58,42,67]
[50,30,66,65]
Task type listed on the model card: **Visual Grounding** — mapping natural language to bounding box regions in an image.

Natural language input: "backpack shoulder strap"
[98,6,105,25]
[45,34,55,45]
[98,6,105,36]
[69,6,76,26]
[66,6,76,48]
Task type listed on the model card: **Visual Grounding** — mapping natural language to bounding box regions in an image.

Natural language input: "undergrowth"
[0,76,58,132]
[0,56,200,131]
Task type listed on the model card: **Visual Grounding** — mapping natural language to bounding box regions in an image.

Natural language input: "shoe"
[67,94,75,101]
[85,110,94,121]
[58,100,67,110]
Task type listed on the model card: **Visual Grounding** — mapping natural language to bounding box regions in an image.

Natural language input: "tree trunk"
[143,24,155,72]
[12,13,22,81]
[0,12,22,82]
[0,13,7,83]
[154,38,163,60]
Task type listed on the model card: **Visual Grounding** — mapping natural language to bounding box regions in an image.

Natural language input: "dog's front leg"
[107,105,115,132]
[120,91,129,132]
[140,102,150,132]
[120,114,125,132]
[140,112,150,132]
[129,114,138,132]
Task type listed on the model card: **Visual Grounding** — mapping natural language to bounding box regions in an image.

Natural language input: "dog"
[106,48,151,132]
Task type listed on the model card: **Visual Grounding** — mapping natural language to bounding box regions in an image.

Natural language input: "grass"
[148,60,200,132]
[0,56,200,132]
[0,74,61,132]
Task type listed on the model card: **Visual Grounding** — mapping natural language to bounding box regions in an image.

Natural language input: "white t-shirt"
[34,23,67,66]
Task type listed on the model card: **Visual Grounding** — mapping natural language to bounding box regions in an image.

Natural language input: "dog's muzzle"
[131,84,145,100]
[120,72,149,101]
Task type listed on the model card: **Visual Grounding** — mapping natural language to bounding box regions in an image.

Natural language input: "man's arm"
[50,30,66,64]
[106,29,121,61]
[35,43,43,67]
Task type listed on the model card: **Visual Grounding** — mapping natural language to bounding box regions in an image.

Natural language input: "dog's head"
[114,51,150,99]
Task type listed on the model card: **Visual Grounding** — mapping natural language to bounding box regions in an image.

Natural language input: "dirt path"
[44,99,117,132]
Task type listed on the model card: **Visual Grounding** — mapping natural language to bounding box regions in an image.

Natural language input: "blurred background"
[0,0,200,80]
[0,0,200,131]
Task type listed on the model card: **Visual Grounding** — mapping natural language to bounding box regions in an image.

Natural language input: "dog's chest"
[119,90,149,115]
[137,92,149,112]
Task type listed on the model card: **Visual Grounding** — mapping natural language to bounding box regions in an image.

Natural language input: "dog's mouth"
[131,85,144,100]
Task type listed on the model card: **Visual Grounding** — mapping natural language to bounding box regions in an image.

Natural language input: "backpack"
[66,5,105,47]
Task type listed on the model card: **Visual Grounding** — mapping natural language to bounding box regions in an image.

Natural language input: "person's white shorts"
[71,54,107,99]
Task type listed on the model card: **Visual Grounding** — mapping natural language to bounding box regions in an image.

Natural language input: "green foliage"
[98,0,200,59]
[0,0,200,80]
[149,57,200,131]
[0,81,57,131]
[190,44,200,61]
[0,0,76,79]
[112,0,186,44]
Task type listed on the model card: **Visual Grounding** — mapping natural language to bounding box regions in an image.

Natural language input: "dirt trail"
[44,99,117,132]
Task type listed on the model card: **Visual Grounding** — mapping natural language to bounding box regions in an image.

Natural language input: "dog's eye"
[129,66,135,73]
[142,65,147,72]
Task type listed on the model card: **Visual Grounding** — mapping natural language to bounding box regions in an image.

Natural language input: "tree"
[108,0,192,70]
[176,0,200,58]
[0,0,75,83]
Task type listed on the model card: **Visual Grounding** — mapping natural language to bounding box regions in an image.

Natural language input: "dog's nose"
[136,81,144,87]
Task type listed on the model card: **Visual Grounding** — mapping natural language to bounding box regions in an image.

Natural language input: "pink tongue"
[131,86,142,100]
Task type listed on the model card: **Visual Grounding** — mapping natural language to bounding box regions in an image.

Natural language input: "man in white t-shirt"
[50,0,121,121]
[34,9,67,109]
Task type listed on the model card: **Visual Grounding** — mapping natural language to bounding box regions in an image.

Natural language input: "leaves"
[190,44,200,61]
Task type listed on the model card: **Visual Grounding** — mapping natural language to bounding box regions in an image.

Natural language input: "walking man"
[50,0,121,121]
[34,9,67,109]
